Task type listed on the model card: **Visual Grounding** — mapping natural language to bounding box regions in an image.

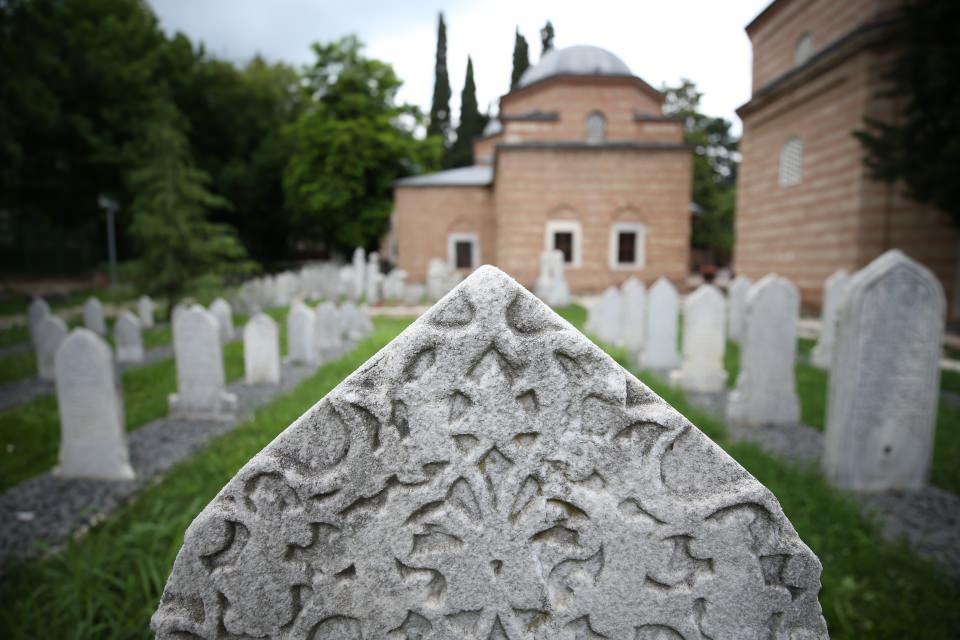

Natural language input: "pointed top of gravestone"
[650,276,676,294]
[825,269,849,285]
[153,264,826,640]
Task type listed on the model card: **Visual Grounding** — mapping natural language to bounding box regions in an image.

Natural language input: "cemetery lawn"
[0,325,29,348]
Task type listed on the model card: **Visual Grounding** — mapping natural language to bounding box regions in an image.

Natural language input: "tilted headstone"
[114,310,145,363]
[727,276,752,344]
[54,329,134,480]
[83,297,106,335]
[593,286,624,346]
[810,270,850,369]
[169,307,237,419]
[670,284,727,393]
[138,295,156,328]
[210,298,235,343]
[727,275,800,428]
[314,302,343,359]
[36,314,68,382]
[351,247,366,301]
[621,277,646,354]
[28,297,51,349]
[365,252,383,306]
[824,250,944,492]
[244,313,281,386]
[152,265,827,640]
[640,278,681,370]
[287,301,317,365]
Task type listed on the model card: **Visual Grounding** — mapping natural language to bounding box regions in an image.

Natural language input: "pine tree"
[448,56,481,168]
[540,21,555,56]
[511,28,530,89]
[427,13,451,141]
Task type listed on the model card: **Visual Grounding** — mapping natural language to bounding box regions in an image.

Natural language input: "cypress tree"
[449,56,481,168]
[540,21,555,56]
[427,13,451,141]
[511,28,530,89]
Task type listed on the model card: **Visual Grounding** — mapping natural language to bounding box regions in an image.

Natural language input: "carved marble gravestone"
[727,275,800,428]
[114,310,145,363]
[314,302,343,359]
[152,266,827,640]
[36,314,68,382]
[139,295,156,328]
[244,313,281,386]
[366,252,383,306]
[54,329,134,480]
[83,297,106,335]
[383,269,408,303]
[210,298,235,343]
[727,276,752,344]
[352,247,366,301]
[810,270,850,370]
[28,296,51,349]
[169,307,237,420]
[640,278,681,371]
[824,250,944,492]
[670,285,727,393]
[288,302,318,365]
[534,250,570,308]
[621,277,646,354]
[593,286,624,346]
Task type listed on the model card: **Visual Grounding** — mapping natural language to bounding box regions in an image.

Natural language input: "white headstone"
[152,265,827,640]
[54,329,134,480]
[670,284,727,393]
[83,297,106,335]
[727,275,800,428]
[210,298,235,343]
[810,270,850,369]
[114,310,145,363]
[536,250,571,307]
[621,277,646,354]
[640,278,682,370]
[138,295,156,328]
[28,297,51,348]
[427,257,450,301]
[314,301,342,358]
[244,313,281,386]
[169,307,237,419]
[351,247,366,301]
[286,301,317,365]
[36,314,68,382]
[365,252,383,305]
[383,269,407,302]
[727,276,752,343]
[824,250,944,492]
[593,287,624,346]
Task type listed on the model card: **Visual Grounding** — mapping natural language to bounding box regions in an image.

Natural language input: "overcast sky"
[149,0,771,134]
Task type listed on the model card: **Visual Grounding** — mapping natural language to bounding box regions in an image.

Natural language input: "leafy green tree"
[511,28,531,89]
[448,57,482,168]
[854,0,960,224]
[540,21,555,56]
[663,79,739,263]
[126,104,254,316]
[283,37,441,253]
[427,13,451,142]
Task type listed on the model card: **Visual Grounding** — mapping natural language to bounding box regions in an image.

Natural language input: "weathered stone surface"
[727,276,752,344]
[54,329,134,480]
[244,313,281,386]
[83,297,106,335]
[287,302,317,365]
[592,286,624,346]
[810,270,850,369]
[28,297,50,349]
[169,307,237,419]
[138,295,156,328]
[670,284,727,393]
[210,298,235,343]
[36,315,68,382]
[640,278,681,370]
[824,250,944,492]
[727,275,800,428]
[621,277,645,354]
[114,310,145,364]
[152,266,826,640]
[351,247,366,301]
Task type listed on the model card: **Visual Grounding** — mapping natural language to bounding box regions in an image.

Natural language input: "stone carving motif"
[153,266,827,639]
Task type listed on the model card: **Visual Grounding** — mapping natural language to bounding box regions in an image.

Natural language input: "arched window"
[795,33,813,65]
[779,137,804,187]
[585,111,606,143]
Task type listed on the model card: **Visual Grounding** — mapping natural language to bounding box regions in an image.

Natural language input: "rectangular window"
[608,222,646,270]
[617,232,636,264]
[455,241,473,269]
[554,232,574,264]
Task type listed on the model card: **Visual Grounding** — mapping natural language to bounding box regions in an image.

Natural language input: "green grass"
[0,317,411,639]
[0,325,29,348]
[0,351,36,386]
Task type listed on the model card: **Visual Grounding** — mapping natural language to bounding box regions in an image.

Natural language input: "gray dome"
[517,45,632,89]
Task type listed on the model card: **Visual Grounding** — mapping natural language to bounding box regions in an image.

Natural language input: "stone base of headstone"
[669,367,727,394]
[168,390,238,421]
[727,387,799,429]
[54,458,135,482]
[116,346,145,364]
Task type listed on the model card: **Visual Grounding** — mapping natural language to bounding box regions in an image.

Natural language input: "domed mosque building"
[388,45,693,293]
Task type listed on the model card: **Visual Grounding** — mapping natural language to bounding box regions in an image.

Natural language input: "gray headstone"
[621,277,646,354]
[152,265,827,640]
[427,258,451,301]
[403,283,426,306]
[28,297,51,349]
[640,278,681,370]
[383,269,408,303]
[314,301,343,358]
[54,329,134,480]
[810,270,850,370]
[169,307,237,419]
[727,276,752,344]
[244,313,281,386]
[287,301,317,365]
[593,287,624,346]
[138,295,156,328]
[114,310,145,364]
[83,297,106,335]
[366,252,383,306]
[727,275,800,428]
[824,250,944,492]
[210,298,235,343]
[536,250,570,308]
[670,284,727,393]
[36,315,68,382]
[352,248,366,301]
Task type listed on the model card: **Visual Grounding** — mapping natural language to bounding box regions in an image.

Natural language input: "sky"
[149,0,772,135]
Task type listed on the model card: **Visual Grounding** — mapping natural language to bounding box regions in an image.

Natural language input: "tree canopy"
[427,13,452,143]
[448,57,484,168]
[511,28,531,89]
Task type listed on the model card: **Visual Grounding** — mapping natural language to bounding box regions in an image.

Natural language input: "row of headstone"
[534,249,571,307]
[287,299,373,366]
